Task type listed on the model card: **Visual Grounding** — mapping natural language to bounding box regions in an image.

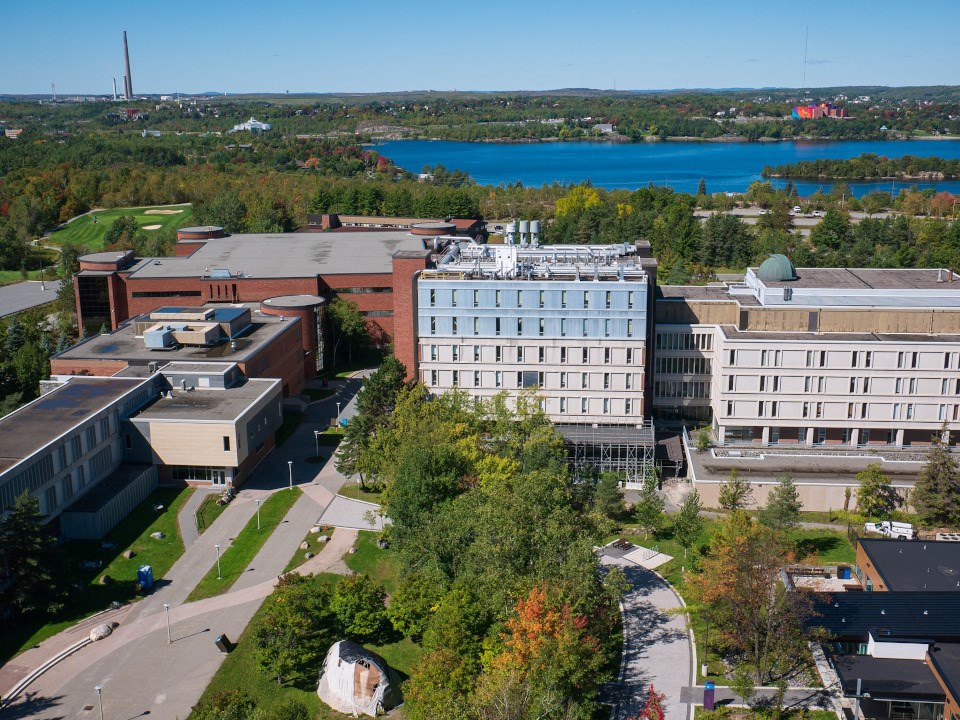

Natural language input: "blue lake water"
[375,139,960,197]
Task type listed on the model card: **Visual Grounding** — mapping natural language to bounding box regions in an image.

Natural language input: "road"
[2,375,366,720]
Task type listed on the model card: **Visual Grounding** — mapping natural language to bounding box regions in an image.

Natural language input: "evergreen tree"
[593,473,625,520]
[634,468,665,537]
[673,489,703,556]
[0,492,68,617]
[697,177,707,196]
[5,316,24,355]
[758,474,802,531]
[913,428,960,526]
[855,463,901,518]
[718,468,753,510]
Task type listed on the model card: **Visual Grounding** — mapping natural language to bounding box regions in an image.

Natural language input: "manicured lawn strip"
[49,205,194,251]
[275,411,302,447]
[283,526,336,573]
[192,573,344,720]
[344,530,401,594]
[336,483,384,504]
[0,487,193,662]
[195,492,228,535]
[186,488,302,602]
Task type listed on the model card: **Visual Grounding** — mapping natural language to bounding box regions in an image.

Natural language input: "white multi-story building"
[416,238,655,425]
[655,255,960,449]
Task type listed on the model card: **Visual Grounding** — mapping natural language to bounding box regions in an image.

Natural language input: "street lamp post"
[288,460,293,489]
[164,603,171,644]
[314,430,320,457]
[215,544,222,580]
[95,684,104,720]
[256,498,261,530]
[336,402,341,420]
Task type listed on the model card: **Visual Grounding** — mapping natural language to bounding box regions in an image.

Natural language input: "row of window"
[724,426,898,446]
[332,287,392,294]
[724,375,960,395]
[726,400,956,422]
[653,381,711,399]
[654,356,711,375]
[428,287,640,310]
[425,344,641,365]
[655,332,713,351]
[726,348,959,370]
[425,369,639,391]
[131,290,203,298]
[427,316,637,338]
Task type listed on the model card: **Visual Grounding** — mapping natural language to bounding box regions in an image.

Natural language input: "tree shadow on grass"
[795,535,840,561]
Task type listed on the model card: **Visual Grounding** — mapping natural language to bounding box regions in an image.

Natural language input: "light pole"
[95,684,104,720]
[164,603,171,644]
[336,402,341,420]
[287,460,293,489]
[256,498,261,530]
[314,430,320,457]
[215,544,222,580]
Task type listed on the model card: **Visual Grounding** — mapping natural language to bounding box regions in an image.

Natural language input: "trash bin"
[137,565,154,590]
[215,634,232,653]
[838,566,851,580]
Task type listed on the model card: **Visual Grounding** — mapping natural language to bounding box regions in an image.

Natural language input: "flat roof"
[54,303,296,366]
[79,250,134,264]
[131,378,279,422]
[861,539,960,592]
[0,378,146,475]
[556,423,656,446]
[124,230,427,279]
[832,655,945,701]
[759,267,960,290]
[809,592,960,640]
[62,463,153,513]
[720,326,960,344]
[928,643,960,704]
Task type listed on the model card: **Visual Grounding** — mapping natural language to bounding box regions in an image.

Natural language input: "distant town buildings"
[792,102,848,119]
[229,117,272,133]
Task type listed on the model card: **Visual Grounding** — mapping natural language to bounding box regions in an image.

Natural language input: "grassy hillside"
[49,204,193,250]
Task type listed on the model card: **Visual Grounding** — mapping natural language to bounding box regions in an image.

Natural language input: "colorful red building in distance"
[792,103,849,120]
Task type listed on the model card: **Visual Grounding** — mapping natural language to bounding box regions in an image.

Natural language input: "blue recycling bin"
[839,566,851,580]
[137,564,154,590]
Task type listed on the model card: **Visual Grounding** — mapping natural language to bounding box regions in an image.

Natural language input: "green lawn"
[344,530,401,594]
[195,492,228,535]
[0,487,193,663]
[283,526,335,574]
[48,204,194,251]
[0,247,61,286]
[186,488,302,602]
[336,483,384,504]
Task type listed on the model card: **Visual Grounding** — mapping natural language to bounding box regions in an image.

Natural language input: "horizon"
[2,0,959,95]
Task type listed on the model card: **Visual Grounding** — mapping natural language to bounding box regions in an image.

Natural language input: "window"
[223,436,231,451]
[604,348,611,363]
[728,375,735,391]
[560,372,567,389]
[816,428,827,444]
[560,397,567,413]
[943,379,950,395]
[819,351,826,368]
[627,348,633,364]
[604,319,611,337]
[815,402,823,419]
[625,398,633,414]
[861,403,868,419]
[581,397,588,413]
[517,318,523,336]
[430,344,438,361]
[893,403,901,420]
[452,370,459,387]
[473,345,481,362]
[912,352,919,369]
[560,347,567,363]
[851,351,858,368]
[124,433,132,450]
[582,319,588,338]
[495,318,501,336]
[538,347,545,363]
[773,376,780,392]
[805,376,812,392]
[603,398,610,414]
[430,317,436,335]
[87,427,97,448]
[758,401,765,417]
[727,400,734,416]
[625,374,632,390]
[818,376,826,393]
[605,291,612,309]
[628,291,635,309]
[806,350,814,368]
[627,319,635,337]
[561,319,567,337]
[538,318,545,337]
[581,373,588,389]
[473,317,479,336]
[865,351,872,368]
[431,370,438,385]
[495,371,502,388]
[583,291,589,308]
[762,349,768,366]
[847,403,854,419]
[909,378,917,394]
[474,371,480,387]
[771,401,778,417]
[452,317,458,334]
[429,289,436,307]
[939,404,946,421]
[945,352,951,370]
[896,377,903,394]
[451,289,458,307]
[760,376,767,392]
[496,345,502,362]
[582,347,589,363]
[77,465,85,487]
[730,349,737,365]
[72,436,82,459]
[561,290,567,308]
[604,373,611,389]
[495,290,501,308]
[45,486,57,514]
[517,346,524,362]
[58,445,67,470]
[62,474,73,501]
[906,403,914,420]
[539,290,545,309]
[452,345,460,361]
[473,289,479,308]
[802,402,810,418]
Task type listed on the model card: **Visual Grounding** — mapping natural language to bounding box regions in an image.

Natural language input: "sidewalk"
[178,487,216,548]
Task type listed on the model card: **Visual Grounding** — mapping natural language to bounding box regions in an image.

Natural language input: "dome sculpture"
[756,254,797,282]
[317,641,402,717]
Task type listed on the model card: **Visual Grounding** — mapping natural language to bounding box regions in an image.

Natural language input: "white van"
[864,520,914,540]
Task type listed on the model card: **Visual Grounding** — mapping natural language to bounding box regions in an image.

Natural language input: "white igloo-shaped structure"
[317,640,402,717]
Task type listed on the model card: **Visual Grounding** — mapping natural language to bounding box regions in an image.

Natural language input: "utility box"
[137,565,154,590]
[215,634,232,653]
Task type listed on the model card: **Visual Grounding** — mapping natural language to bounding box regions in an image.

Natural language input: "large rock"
[309,526,321,534]
[89,624,113,642]
[123,550,135,559]
[305,552,314,559]
[300,541,309,550]
[318,535,330,543]
[150,531,165,540]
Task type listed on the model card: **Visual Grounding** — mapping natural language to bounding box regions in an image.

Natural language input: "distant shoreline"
[370,134,960,146]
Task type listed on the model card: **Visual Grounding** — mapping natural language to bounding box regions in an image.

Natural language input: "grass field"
[344,530,401,594]
[0,487,193,663]
[283,526,335,573]
[48,204,194,251]
[186,488,302,602]
[336,483,384,504]
[0,247,61,286]
[195,492,228,535]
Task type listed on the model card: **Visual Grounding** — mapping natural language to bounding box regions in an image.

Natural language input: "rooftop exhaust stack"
[123,31,133,99]
[530,220,540,247]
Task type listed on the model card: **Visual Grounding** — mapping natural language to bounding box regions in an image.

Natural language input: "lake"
[375,139,960,197]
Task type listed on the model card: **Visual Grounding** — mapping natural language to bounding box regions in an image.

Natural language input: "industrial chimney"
[123,31,133,99]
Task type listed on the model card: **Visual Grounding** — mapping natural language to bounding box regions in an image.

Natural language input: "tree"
[593,473,625,520]
[331,574,387,641]
[690,512,810,683]
[389,571,445,639]
[695,428,711,452]
[190,690,257,720]
[665,261,690,285]
[912,427,960,526]
[757,474,802,531]
[195,191,247,233]
[634,469,665,537]
[730,663,757,708]
[328,297,366,366]
[0,492,68,617]
[855,463,901,517]
[673,489,703,557]
[697,177,707,196]
[717,468,753,511]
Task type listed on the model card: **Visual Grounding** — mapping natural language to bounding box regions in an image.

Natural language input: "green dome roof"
[757,254,796,282]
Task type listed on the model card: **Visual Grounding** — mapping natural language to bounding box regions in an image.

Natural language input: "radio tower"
[123,31,134,99]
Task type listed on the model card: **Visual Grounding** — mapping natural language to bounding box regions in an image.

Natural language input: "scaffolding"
[557,420,656,488]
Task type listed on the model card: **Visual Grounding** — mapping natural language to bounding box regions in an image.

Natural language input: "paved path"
[178,487,215,547]
[600,555,694,720]
[680,685,835,710]
[319,495,387,531]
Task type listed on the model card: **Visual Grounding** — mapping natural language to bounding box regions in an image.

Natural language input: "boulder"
[318,535,330,543]
[123,550,135,559]
[309,526,321,534]
[99,575,112,585]
[150,531,165,540]
[305,552,314,559]
[89,624,113,642]
[299,541,309,550]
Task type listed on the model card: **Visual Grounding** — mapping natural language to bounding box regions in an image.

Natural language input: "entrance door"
[212,469,226,485]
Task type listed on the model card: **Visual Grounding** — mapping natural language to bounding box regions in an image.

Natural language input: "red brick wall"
[175,241,206,256]
[49,358,130,376]
[238,323,305,397]
[391,253,431,381]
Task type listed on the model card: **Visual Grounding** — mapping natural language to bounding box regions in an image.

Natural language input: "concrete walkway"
[178,487,216,548]
[600,555,694,720]
[319,495,387,531]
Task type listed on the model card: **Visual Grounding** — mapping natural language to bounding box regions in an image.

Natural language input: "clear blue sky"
[2,0,958,94]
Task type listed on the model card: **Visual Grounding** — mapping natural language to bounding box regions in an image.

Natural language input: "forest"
[763,153,960,180]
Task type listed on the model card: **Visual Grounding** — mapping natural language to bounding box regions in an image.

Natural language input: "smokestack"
[112,77,118,102]
[123,31,133,99]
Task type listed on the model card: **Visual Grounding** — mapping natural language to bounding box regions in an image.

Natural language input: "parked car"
[864,520,914,539]
[757,209,768,215]
[812,210,823,217]
[792,206,802,214]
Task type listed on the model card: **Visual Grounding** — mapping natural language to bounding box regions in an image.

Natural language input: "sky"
[2,0,959,95]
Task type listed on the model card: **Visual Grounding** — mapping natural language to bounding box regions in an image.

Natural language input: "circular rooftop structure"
[757,254,797,282]
[410,222,455,237]
[176,226,225,241]
[261,295,325,310]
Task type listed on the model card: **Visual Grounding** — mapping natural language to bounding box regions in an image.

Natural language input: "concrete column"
[761,426,770,445]
[850,429,860,447]
[717,425,726,445]
[805,427,815,445]
[895,428,905,447]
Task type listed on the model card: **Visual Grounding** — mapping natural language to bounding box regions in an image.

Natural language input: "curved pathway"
[600,555,694,720]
